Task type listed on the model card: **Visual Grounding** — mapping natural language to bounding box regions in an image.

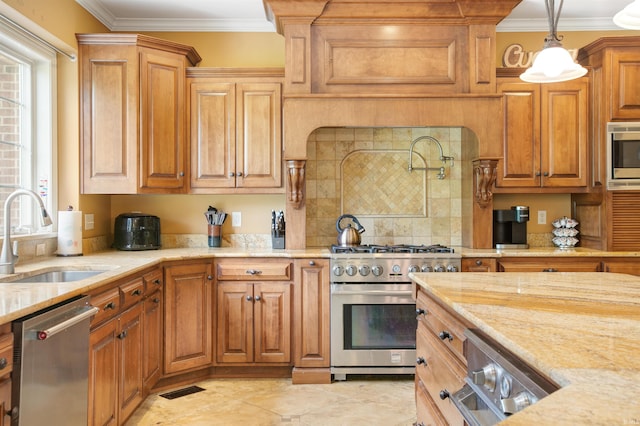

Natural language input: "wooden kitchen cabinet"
[142,268,163,391]
[88,275,147,426]
[0,325,13,426]
[601,258,640,276]
[461,257,496,272]
[187,69,283,193]
[497,257,601,272]
[292,259,331,384]
[77,34,200,194]
[415,286,470,426]
[163,260,214,374]
[496,73,588,190]
[215,259,292,365]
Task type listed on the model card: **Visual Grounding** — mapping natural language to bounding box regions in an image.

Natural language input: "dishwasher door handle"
[36,306,99,340]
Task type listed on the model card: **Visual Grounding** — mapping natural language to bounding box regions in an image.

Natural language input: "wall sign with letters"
[502,43,579,68]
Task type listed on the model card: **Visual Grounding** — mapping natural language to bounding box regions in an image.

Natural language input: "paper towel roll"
[57,210,83,256]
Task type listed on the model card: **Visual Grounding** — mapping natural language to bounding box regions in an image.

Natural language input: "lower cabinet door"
[118,303,144,423]
[89,319,119,426]
[143,290,163,390]
[415,376,448,426]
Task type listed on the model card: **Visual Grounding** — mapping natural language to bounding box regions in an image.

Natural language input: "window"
[0,18,55,237]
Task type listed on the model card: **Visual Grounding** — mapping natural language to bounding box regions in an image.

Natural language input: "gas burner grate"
[330,244,454,254]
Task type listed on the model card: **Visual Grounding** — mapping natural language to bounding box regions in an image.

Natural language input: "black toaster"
[113,213,161,251]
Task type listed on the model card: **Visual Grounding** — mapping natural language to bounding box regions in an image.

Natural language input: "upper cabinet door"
[496,80,541,188]
[189,82,236,189]
[540,79,588,188]
[611,51,640,120]
[236,82,282,188]
[139,49,187,193]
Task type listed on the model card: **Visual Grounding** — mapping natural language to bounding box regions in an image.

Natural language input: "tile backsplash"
[305,127,472,248]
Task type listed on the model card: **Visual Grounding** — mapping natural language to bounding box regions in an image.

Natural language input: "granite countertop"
[410,272,640,425]
[0,247,329,323]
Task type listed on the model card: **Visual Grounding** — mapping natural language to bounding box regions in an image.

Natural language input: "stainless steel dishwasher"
[11,295,98,426]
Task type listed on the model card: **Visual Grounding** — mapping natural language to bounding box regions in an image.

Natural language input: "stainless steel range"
[330,244,461,380]
[451,328,558,425]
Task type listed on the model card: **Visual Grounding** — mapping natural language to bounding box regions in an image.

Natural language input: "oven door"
[330,283,416,377]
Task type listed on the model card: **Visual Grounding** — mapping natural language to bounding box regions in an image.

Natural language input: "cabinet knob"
[416,357,427,366]
[439,331,453,341]
[117,330,127,340]
[0,358,6,370]
[416,308,427,316]
[542,268,558,272]
[104,301,116,311]
[237,171,243,177]
[207,275,213,280]
[255,295,261,302]
[309,260,315,266]
[131,289,142,296]
[153,279,161,286]
[246,269,262,275]
[439,390,451,400]
[543,171,549,177]
[246,295,253,301]
[535,171,541,176]
[229,172,235,177]
[179,171,185,177]
[152,297,160,304]
[475,259,482,266]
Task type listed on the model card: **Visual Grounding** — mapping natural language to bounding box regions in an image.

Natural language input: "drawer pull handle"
[104,302,116,311]
[416,357,427,366]
[131,289,142,296]
[0,358,6,370]
[439,390,450,400]
[439,331,453,342]
[246,269,262,275]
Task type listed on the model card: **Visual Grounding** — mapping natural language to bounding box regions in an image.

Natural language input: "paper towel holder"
[57,205,83,257]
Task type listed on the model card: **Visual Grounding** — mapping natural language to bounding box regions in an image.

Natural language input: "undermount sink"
[9,269,108,283]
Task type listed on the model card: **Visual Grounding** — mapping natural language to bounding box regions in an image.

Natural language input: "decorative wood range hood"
[264,0,522,249]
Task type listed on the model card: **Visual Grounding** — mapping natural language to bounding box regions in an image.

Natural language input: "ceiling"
[75,0,635,33]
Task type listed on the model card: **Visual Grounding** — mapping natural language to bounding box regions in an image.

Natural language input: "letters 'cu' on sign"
[502,43,579,68]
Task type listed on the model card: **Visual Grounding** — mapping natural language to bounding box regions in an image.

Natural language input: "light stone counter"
[0,247,330,323]
[457,246,640,257]
[410,272,640,425]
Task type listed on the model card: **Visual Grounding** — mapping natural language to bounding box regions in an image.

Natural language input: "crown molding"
[497,17,622,32]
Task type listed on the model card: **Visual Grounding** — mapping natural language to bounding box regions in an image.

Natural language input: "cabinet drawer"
[416,290,467,363]
[90,287,121,327]
[143,268,163,295]
[216,260,292,281]
[0,333,13,377]
[416,324,466,426]
[121,277,145,308]
[415,376,448,426]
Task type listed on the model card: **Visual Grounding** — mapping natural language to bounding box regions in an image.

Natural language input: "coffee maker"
[493,206,530,249]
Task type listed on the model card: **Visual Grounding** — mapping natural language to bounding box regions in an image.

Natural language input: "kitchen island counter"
[410,271,640,425]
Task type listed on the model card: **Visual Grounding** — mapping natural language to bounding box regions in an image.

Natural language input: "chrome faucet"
[0,189,53,274]
[407,135,455,178]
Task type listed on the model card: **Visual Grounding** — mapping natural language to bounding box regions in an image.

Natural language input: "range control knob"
[500,391,535,415]
[471,363,497,392]
[359,265,371,276]
[408,264,420,273]
[434,264,446,272]
[447,264,459,272]
[333,265,344,276]
[345,265,357,276]
[371,265,384,276]
[421,265,433,272]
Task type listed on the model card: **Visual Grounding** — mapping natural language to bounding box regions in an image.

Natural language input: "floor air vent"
[160,385,205,400]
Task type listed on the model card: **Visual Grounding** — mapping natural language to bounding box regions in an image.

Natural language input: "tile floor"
[125,376,417,426]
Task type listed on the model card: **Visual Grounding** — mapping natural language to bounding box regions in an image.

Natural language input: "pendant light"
[520,0,588,83]
[614,0,640,29]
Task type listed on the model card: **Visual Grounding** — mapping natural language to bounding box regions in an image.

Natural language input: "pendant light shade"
[614,0,640,29]
[520,0,588,83]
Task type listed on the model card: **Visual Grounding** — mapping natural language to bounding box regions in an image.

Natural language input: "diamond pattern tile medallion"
[341,150,426,216]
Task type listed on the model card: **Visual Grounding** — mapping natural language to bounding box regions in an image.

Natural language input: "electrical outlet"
[537,210,547,225]
[84,213,94,230]
[232,212,241,227]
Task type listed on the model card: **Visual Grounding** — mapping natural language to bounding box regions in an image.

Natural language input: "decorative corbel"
[286,160,306,209]
[473,159,498,208]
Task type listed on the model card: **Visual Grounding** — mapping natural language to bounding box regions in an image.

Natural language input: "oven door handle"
[331,289,412,297]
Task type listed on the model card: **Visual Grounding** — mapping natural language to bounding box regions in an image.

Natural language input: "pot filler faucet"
[0,189,53,274]
[407,135,455,179]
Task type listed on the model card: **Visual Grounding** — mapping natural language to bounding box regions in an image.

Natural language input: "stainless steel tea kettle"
[336,214,365,246]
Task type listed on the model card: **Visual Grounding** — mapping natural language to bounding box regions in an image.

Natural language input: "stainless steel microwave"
[607,122,640,190]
